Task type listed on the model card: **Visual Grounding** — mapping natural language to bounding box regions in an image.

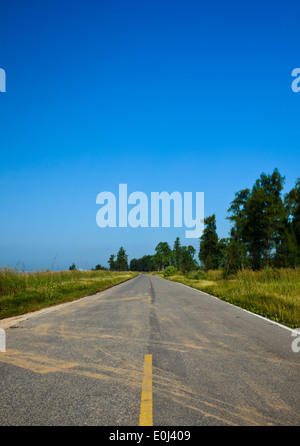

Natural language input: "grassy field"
[1,266,299,329]
[0,268,138,320]
[154,267,300,329]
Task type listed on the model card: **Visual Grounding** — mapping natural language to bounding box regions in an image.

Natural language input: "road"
[0,274,299,426]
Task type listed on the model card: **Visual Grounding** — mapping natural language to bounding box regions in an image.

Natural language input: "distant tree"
[275,224,298,268]
[283,178,300,265]
[129,258,139,271]
[115,247,128,271]
[199,215,220,270]
[129,255,153,271]
[69,263,76,271]
[227,188,250,244]
[93,264,107,271]
[217,238,229,269]
[250,169,286,267]
[108,255,116,271]
[181,245,197,274]
[148,255,159,271]
[173,237,182,270]
[153,242,172,270]
[227,168,286,269]
[222,233,249,276]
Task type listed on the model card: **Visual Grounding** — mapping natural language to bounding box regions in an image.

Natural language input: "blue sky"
[0,0,299,270]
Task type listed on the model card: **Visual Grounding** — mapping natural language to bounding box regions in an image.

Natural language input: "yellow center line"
[139,354,153,426]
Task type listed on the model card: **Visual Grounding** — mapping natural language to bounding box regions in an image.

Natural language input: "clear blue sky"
[0,0,299,270]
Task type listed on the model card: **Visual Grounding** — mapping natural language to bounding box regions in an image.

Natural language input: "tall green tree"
[173,237,182,270]
[153,242,173,270]
[275,224,298,267]
[227,168,286,269]
[278,178,300,266]
[181,245,197,274]
[108,254,116,271]
[129,255,153,271]
[258,169,286,264]
[199,214,220,270]
[115,247,128,271]
[222,233,249,275]
[148,255,159,271]
[227,188,250,243]
[226,189,250,273]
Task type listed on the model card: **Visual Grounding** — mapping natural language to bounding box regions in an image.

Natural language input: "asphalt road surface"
[0,274,299,426]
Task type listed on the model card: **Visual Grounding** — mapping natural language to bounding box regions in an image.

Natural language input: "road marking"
[139,354,153,426]
[148,296,151,304]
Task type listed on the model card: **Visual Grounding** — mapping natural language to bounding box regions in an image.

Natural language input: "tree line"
[107,238,197,274]
[94,169,300,275]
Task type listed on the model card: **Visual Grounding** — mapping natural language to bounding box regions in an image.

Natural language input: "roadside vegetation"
[155,267,300,329]
[124,169,300,275]
[0,268,137,320]
[122,168,300,329]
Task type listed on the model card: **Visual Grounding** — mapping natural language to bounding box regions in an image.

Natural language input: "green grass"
[0,268,138,320]
[2,266,299,329]
[160,267,300,329]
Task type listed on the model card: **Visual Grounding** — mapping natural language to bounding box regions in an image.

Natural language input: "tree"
[226,189,250,272]
[283,178,300,265]
[130,255,153,271]
[222,234,249,275]
[227,168,286,269]
[108,255,116,271]
[93,264,107,271]
[148,255,159,271]
[173,237,182,270]
[129,258,139,271]
[217,238,229,269]
[69,263,76,271]
[227,188,250,243]
[274,178,300,267]
[240,180,268,269]
[257,169,286,264]
[153,242,172,270]
[115,247,128,271]
[181,245,197,274]
[199,215,220,270]
[275,223,298,268]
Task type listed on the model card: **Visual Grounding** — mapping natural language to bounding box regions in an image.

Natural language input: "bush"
[0,267,27,296]
[192,270,207,280]
[163,266,177,277]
